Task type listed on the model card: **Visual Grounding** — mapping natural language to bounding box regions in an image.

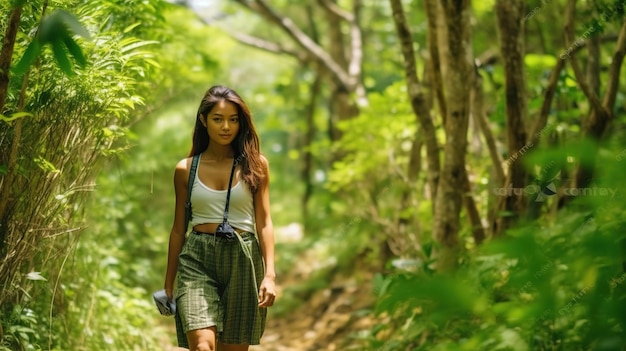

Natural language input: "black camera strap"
[222,158,237,224]
[184,154,200,234]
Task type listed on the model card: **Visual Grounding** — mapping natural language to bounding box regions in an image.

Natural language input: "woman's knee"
[194,341,216,351]
[187,327,217,351]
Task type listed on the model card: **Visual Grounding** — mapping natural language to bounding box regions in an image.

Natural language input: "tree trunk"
[462,167,485,245]
[423,0,447,124]
[0,5,24,232]
[301,75,321,223]
[493,0,528,236]
[389,0,440,205]
[0,5,23,112]
[432,0,473,272]
[471,70,501,239]
[321,0,358,142]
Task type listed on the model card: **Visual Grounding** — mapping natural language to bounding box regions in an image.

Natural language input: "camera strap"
[222,158,237,224]
[184,154,201,234]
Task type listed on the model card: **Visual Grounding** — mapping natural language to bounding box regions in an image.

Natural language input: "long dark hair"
[189,85,264,193]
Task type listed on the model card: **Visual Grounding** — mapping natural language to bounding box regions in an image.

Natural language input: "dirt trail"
[250,275,375,351]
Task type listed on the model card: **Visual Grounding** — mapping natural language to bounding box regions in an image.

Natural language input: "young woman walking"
[163,85,276,351]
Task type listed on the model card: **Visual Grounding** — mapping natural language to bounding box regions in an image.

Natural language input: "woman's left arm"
[255,155,276,307]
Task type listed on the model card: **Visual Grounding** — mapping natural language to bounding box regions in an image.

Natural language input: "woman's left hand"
[258,277,277,307]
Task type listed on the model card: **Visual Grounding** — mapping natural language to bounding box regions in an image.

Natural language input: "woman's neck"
[203,143,234,161]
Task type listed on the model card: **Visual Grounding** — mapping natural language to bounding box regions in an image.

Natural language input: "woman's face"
[202,100,240,146]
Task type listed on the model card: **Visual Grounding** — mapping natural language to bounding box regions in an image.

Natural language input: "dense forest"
[1,0,625,350]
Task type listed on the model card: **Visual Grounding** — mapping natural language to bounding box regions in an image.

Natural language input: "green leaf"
[13,39,42,75]
[34,156,58,172]
[38,11,67,43]
[0,111,33,123]
[25,272,47,281]
[55,10,91,39]
[63,35,87,68]
[51,39,73,75]
[123,22,143,33]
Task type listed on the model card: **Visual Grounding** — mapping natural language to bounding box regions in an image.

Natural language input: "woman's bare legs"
[186,328,250,351]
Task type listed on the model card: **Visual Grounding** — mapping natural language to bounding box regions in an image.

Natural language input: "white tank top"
[189,157,256,233]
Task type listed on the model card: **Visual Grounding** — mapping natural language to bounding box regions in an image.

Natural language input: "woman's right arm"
[164,158,190,300]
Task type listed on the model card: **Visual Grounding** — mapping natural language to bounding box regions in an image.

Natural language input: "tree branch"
[389,0,440,203]
[233,0,354,88]
[317,0,353,21]
[563,0,609,118]
[472,68,504,184]
[529,56,565,139]
[601,19,626,112]
[227,31,306,59]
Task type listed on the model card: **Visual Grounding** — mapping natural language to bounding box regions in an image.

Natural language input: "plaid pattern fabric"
[175,231,267,345]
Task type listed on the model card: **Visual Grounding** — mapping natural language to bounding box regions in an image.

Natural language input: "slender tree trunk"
[0,5,24,232]
[462,167,485,245]
[389,0,440,205]
[493,0,528,236]
[302,75,321,223]
[472,69,504,185]
[432,0,473,271]
[472,70,501,239]
[587,34,601,97]
[0,5,23,112]
[423,0,447,123]
[300,5,321,225]
[322,0,353,142]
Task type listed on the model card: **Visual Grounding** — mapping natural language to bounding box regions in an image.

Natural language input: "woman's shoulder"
[173,156,196,181]
[175,156,193,171]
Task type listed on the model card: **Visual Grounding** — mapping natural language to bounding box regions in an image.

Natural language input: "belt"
[191,230,242,239]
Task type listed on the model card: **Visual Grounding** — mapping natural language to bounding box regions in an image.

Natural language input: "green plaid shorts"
[175,231,267,345]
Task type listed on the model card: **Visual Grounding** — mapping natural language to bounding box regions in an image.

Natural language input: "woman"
[164,85,276,351]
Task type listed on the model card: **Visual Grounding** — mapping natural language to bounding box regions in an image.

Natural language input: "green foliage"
[361,142,626,350]
[317,82,430,258]
[0,305,44,351]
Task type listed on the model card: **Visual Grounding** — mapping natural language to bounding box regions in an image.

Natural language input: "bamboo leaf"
[143,58,161,68]
[63,35,87,68]
[0,112,33,124]
[13,39,42,75]
[123,22,142,33]
[55,10,91,39]
[26,272,47,281]
[38,11,67,43]
[51,39,73,75]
